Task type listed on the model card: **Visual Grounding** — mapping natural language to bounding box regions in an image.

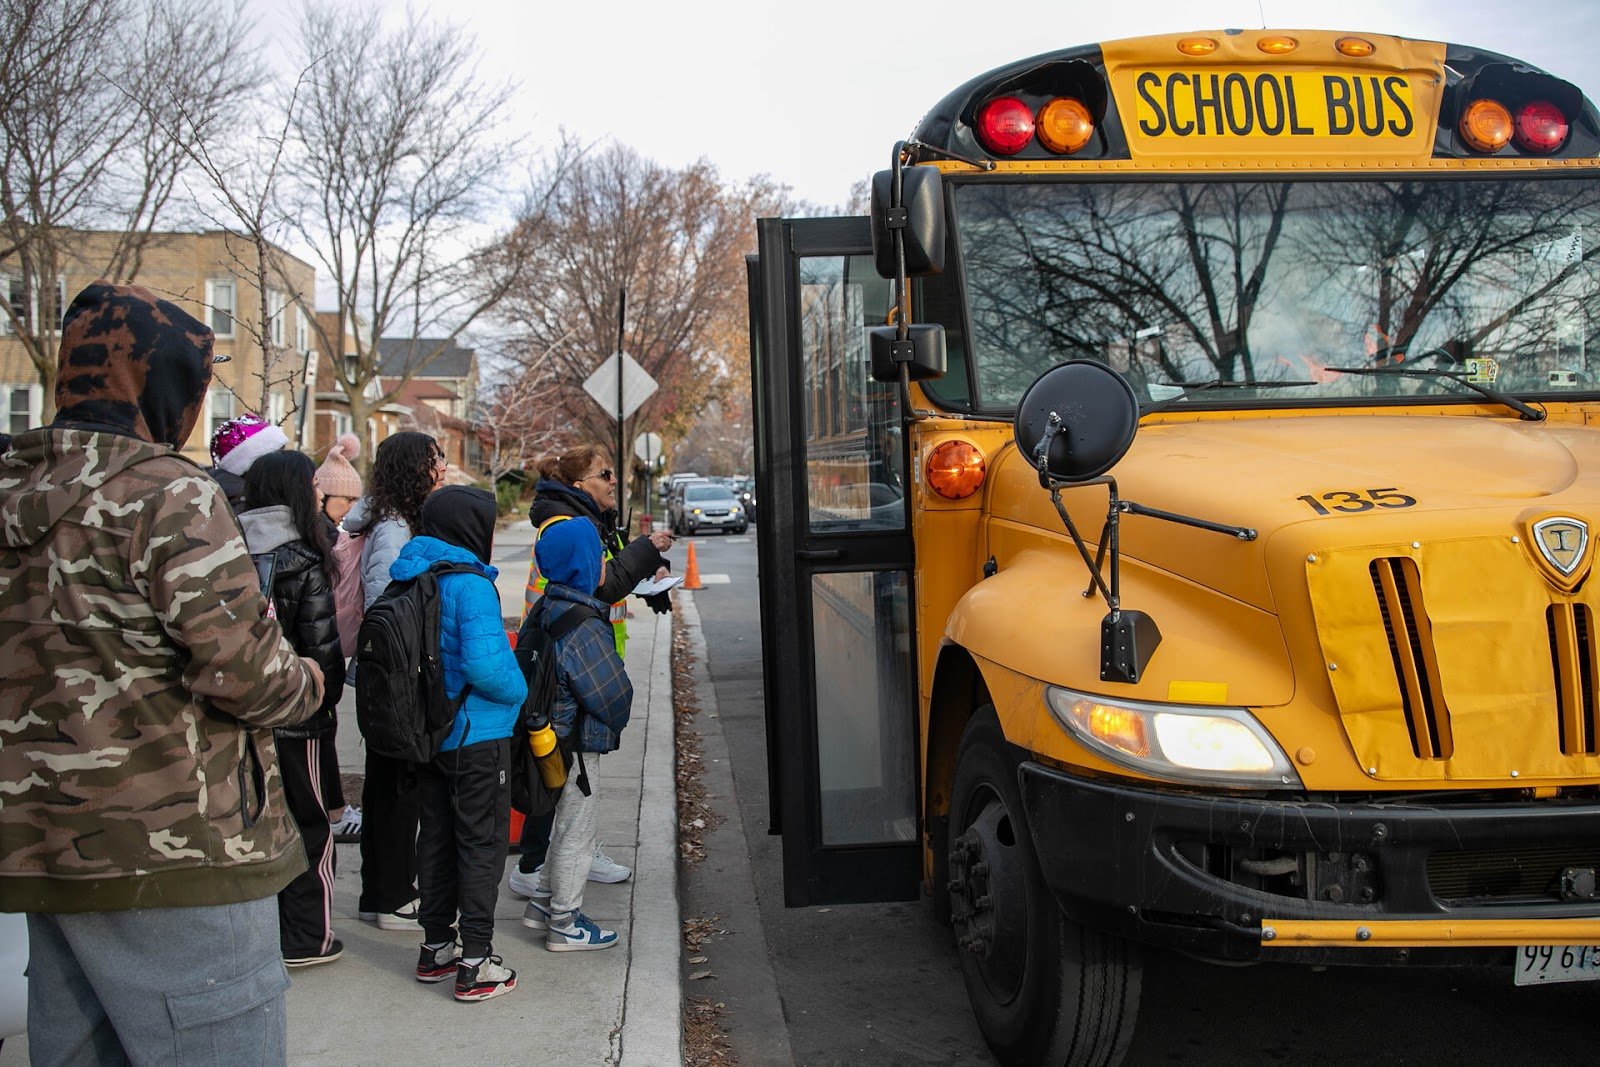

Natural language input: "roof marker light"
[1335,37,1375,57]
[1177,37,1217,56]
[974,96,1034,156]
[1257,35,1298,55]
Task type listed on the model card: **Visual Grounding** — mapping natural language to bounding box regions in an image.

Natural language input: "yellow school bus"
[749,29,1600,1066]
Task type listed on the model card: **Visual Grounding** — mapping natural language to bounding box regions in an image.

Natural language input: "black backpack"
[355,561,481,764]
[510,598,596,813]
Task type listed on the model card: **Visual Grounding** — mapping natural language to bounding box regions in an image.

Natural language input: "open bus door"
[749,216,921,906]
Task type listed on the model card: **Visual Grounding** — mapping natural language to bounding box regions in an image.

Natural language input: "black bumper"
[1018,762,1600,964]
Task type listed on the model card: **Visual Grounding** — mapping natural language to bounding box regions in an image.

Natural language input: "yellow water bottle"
[529,721,567,790]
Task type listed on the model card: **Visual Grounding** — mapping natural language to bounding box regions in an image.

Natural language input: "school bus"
[748,28,1600,1065]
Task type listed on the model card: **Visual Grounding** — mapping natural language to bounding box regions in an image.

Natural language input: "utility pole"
[615,287,627,524]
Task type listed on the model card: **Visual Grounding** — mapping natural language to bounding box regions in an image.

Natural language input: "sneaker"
[545,912,619,952]
[359,899,422,931]
[284,939,344,968]
[520,897,552,932]
[330,805,362,843]
[589,844,632,884]
[416,942,461,983]
[455,956,517,1002]
[507,865,550,901]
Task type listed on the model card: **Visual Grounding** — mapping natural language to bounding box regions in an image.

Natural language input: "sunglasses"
[587,468,615,482]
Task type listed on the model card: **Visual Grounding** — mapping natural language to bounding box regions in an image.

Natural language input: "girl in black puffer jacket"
[239,450,348,968]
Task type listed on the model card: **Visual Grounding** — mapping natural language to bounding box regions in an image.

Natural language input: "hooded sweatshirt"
[389,487,527,752]
[0,282,320,913]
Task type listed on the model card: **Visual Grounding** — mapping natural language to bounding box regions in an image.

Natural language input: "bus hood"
[991,413,1600,612]
[986,412,1600,784]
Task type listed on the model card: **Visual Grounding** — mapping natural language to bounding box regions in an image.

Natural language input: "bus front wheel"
[948,708,1142,1067]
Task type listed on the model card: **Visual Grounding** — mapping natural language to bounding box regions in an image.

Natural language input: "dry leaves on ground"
[682,916,736,1066]
[672,599,723,865]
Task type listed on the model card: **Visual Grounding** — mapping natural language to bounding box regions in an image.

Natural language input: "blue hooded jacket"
[390,536,527,752]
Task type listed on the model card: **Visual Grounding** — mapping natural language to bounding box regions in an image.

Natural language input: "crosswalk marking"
[696,574,731,585]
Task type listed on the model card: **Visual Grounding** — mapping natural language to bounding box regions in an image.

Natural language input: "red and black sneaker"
[454,955,516,1002]
[416,942,460,983]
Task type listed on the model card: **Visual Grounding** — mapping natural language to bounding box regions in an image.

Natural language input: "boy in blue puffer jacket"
[389,486,528,1002]
[520,517,634,951]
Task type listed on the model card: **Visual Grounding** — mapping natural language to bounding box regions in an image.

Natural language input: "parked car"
[671,481,747,535]
[731,478,757,523]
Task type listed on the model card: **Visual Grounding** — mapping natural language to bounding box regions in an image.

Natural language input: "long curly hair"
[368,431,442,533]
[244,450,336,583]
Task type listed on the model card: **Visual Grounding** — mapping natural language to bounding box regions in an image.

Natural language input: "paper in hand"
[633,574,684,597]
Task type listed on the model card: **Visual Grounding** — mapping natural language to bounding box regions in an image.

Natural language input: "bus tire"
[948,707,1142,1067]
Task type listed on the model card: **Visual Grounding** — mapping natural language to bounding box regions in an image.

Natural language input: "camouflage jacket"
[0,428,320,913]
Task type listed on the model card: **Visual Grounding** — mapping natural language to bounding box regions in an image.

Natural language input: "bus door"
[751,216,920,906]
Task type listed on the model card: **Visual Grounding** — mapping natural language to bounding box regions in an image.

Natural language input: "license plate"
[1513,944,1600,985]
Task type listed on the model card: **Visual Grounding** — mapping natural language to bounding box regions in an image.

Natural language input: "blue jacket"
[542,582,632,753]
[390,537,527,752]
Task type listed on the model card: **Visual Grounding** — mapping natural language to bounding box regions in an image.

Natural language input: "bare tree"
[496,144,770,509]
[475,347,564,484]
[282,2,537,462]
[0,0,258,416]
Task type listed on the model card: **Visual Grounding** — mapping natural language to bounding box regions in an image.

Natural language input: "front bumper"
[1019,762,1600,965]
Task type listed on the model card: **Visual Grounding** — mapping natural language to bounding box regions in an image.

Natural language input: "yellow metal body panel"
[1262,918,1600,948]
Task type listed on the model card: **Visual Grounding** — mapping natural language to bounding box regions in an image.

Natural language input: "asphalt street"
[682,531,1600,1066]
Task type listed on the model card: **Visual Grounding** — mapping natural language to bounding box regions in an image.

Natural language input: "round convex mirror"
[1013,360,1138,482]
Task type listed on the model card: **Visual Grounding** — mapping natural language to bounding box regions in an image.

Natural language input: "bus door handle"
[796,548,844,560]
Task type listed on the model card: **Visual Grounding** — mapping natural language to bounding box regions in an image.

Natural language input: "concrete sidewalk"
[1,522,682,1066]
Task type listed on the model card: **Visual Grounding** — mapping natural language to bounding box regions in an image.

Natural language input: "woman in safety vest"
[513,446,673,893]
[521,446,674,655]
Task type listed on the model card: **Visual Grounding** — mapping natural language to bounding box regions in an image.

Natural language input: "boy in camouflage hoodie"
[0,282,324,1064]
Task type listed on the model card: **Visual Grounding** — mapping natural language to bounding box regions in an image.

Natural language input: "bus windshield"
[954,175,1600,411]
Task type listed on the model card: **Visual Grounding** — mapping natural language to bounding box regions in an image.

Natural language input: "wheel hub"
[949,796,1028,998]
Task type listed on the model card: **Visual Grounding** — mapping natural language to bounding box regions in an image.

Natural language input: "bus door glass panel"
[796,254,916,846]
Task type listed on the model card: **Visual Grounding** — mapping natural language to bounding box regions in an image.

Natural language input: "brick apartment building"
[0,231,317,465]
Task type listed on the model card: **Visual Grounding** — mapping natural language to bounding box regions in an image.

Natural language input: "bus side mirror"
[869,323,946,383]
[870,166,945,279]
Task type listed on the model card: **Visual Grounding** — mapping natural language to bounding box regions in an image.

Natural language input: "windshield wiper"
[1319,364,1546,421]
[1140,379,1316,417]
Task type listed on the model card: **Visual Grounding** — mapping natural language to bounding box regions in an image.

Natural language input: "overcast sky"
[256,0,1600,208]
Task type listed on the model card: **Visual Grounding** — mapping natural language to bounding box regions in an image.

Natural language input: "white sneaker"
[359,898,422,931]
[589,844,631,884]
[507,866,550,901]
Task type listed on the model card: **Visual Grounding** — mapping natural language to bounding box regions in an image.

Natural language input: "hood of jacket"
[530,478,615,528]
[342,494,378,535]
[390,535,499,583]
[0,428,192,550]
[238,504,299,556]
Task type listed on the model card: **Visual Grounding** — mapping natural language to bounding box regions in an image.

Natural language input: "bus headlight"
[1045,686,1300,788]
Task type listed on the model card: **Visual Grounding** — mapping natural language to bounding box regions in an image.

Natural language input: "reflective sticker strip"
[1262,918,1600,948]
[1167,680,1229,704]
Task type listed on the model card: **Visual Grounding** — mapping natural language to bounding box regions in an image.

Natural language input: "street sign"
[583,351,658,421]
[633,431,663,464]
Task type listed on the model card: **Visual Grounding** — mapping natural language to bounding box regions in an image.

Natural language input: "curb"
[619,609,683,1064]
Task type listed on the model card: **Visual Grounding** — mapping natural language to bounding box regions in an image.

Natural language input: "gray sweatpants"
[26,896,288,1066]
[538,753,602,920]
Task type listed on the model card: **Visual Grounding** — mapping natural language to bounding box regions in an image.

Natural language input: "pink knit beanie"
[315,432,364,499]
[209,412,288,476]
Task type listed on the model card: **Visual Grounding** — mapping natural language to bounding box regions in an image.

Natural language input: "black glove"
[644,591,672,615]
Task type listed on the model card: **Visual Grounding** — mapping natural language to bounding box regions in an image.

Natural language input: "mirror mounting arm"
[886,141,931,424]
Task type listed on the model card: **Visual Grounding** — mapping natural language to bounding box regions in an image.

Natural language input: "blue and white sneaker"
[521,897,552,932]
[545,912,619,952]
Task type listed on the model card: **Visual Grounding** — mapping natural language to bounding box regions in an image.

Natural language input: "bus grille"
[1428,843,1600,902]
[1546,603,1600,756]
[1369,558,1453,759]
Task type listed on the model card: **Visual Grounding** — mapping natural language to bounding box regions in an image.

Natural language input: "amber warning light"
[926,440,986,499]
[975,96,1096,156]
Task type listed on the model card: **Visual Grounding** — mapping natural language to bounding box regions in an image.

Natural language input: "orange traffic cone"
[683,540,703,590]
